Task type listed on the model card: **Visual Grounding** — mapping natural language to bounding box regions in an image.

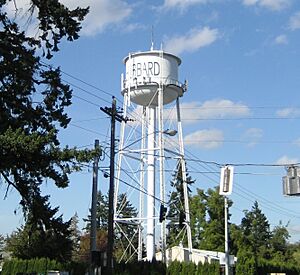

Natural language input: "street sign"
[219,166,234,196]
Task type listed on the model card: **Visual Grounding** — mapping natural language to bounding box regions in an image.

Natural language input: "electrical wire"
[35,62,300,225]
[69,123,108,137]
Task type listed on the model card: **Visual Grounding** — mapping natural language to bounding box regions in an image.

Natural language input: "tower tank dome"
[121,50,185,106]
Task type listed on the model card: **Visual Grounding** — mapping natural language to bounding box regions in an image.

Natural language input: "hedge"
[112,260,220,275]
[1,258,86,275]
[4,257,299,275]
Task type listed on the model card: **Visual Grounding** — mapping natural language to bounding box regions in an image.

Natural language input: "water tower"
[114,49,192,262]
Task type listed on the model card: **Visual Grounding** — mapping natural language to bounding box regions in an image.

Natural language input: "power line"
[72,94,101,107]
[171,117,300,121]
[118,148,299,168]
[69,123,107,137]
[165,105,300,110]
[177,148,300,220]
[72,117,107,123]
[63,79,112,105]
[58,66,122,102]
[44,64,300,225]
[234,184,300,217]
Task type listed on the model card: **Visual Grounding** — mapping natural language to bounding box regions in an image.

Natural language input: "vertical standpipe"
[146,106,156,261]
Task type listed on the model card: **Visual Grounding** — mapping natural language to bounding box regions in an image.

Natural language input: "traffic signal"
[179,211,185,228]
[159,204,168,223]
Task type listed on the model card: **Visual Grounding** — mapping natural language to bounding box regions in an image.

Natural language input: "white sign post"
[219,165,234,275]
[219,166,234,196]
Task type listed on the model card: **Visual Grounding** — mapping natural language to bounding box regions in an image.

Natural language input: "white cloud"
[61,0,132,36]
[289,11,300,31]
[243,0,258,5]
[288,225,300,234]
[274,34,288,45]
[244,128,263,138]
[194,99,250,118]
[122,23,146,33]
[164,27,219,55]
[4,0,30,17]
[242,0,291,11]
[184,129,224,149]
[293,138,300,147]
[3,0,41,37]
[276,155,299,165]
[276,108,300,118]
[243,128,263,147]
[4,0,132,37]
[162,0,208,10]
[165,99,250,124]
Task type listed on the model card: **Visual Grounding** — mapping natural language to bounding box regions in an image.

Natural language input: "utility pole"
[90,139,101,274]
[100,97,129,274]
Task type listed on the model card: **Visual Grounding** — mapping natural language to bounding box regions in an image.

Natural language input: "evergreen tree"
[5,196,73,262]
[240,201,271,259]
[83,191,138,262]
[288,242,300,266]
[0,0,96,224]
[0,234,5,267]
[189,189,206,248]
[83,191,109,231]
[114,193,138,262]
[196,186,232,252]
[0,234,4,252]
[167,160,194,247]
[270,221,292,262]
[236,201,271,272]
[69,212,82,261]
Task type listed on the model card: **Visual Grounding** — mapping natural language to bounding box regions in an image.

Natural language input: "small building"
[156,245,236,266]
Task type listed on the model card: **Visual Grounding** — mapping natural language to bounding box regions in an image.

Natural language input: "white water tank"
[121,50,186,106]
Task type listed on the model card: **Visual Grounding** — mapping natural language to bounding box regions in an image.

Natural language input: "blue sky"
[2,0,300,243]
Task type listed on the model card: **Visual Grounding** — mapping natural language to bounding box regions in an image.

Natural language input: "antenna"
[150,25,154,51]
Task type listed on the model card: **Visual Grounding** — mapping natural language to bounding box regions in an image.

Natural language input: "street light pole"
[224,196,229,275]
[219,165,234,275]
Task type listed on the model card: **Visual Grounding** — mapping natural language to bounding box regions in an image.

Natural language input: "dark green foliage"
[0,0,96,228]
[235,201,271,274]
[83,191,138,262]
[189,189,206,249]
[236,200,272,272]
[0,234,5,252]
[235,248,256,275]
[6,196,73,262]
[270,221,292,262]
[236,254,300,275]
[234,201,299,274]
[181,261,196,275]
[2,257,62,275]
[83,191,109,231]
[191,187,232,252]
[167,160,195,247]
[113,260,219,275]
[114,260,166,275]
[113,192,139,262]
[5,258,296,275]
[200,187,232,252]
[167,260,182,275]
[69,213,82,261]
[2,257,87,275]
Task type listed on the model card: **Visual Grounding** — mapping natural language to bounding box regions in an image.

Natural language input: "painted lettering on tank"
[132,62,160,77]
